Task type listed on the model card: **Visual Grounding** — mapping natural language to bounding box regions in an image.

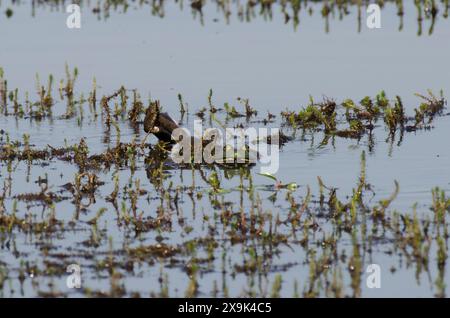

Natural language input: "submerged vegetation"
[2,0,449,34]
[0,66,449,297]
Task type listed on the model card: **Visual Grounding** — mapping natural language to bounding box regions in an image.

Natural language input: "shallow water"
[1,0,450,298]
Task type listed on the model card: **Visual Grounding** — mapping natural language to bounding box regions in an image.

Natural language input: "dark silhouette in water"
[143,101,179,143]
[143,101,261,168]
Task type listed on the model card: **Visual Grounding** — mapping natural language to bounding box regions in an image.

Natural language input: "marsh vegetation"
[1,0,450,298]
[0,66,449,297]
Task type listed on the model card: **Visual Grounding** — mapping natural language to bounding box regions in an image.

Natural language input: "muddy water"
[1,1,450,297]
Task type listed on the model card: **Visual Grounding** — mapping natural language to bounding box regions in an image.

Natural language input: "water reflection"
[1,0,450,299]
[1,0,448,35]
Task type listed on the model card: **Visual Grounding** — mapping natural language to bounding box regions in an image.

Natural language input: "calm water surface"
[0,1,449,297]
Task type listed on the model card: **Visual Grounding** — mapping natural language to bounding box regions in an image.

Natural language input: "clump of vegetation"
[282,91,447,142]
[412,90,446,129]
